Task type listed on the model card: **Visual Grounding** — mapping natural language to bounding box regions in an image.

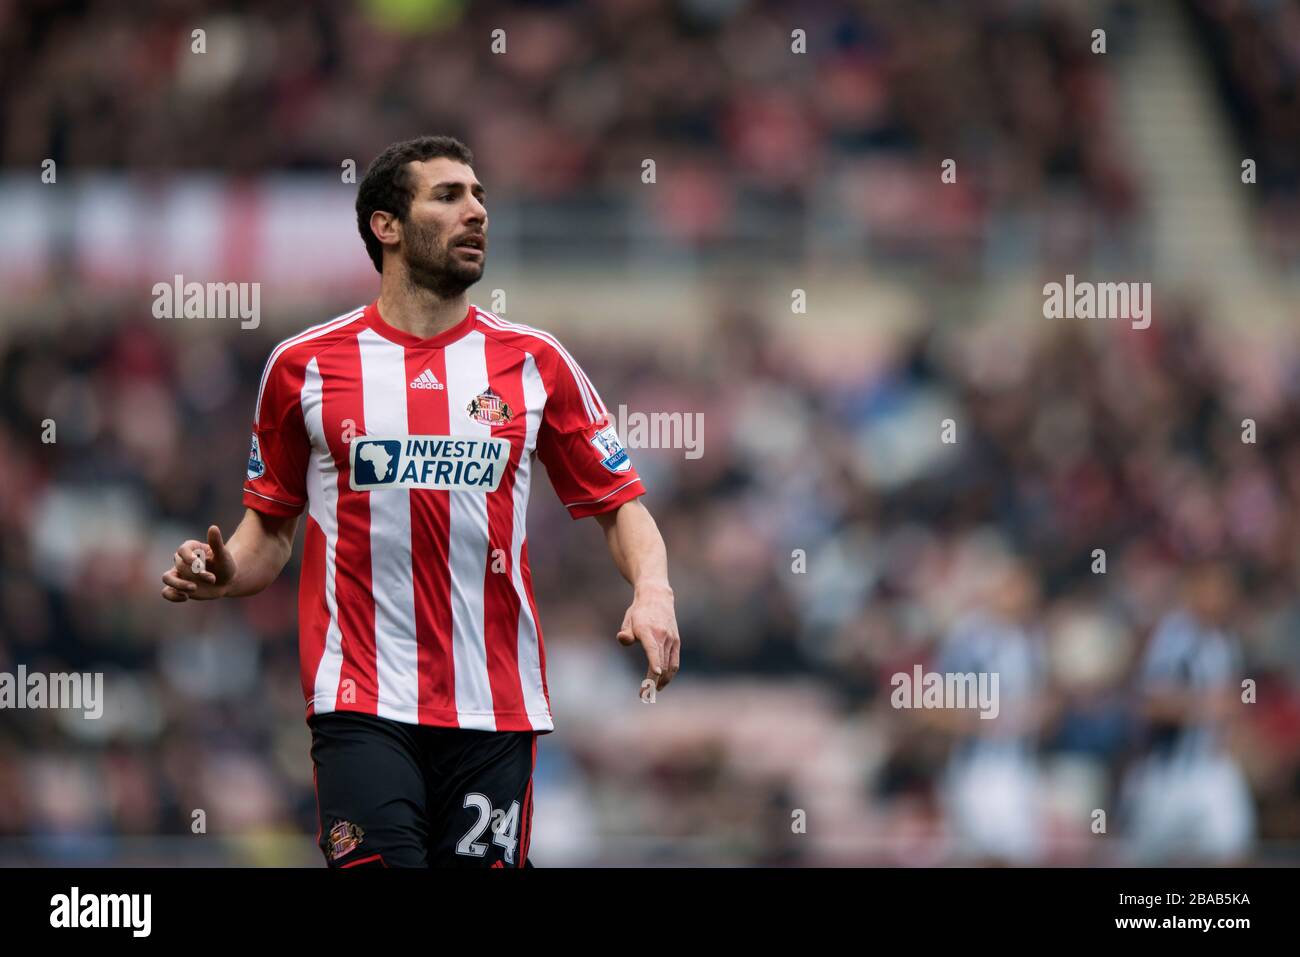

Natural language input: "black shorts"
[308,710,538,868]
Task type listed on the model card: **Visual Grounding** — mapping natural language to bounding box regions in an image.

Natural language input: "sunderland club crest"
[327,820,365,860]
[467,387,513,426]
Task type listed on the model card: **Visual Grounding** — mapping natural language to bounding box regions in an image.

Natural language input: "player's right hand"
[160,525,236,602]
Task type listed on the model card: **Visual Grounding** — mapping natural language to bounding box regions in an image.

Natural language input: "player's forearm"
[223,509,298,597]
[600,499,672,597]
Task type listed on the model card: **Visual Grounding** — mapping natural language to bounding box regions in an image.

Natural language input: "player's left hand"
[617,583,680,693]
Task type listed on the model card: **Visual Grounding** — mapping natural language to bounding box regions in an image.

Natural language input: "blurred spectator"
[927,555,1050,865]
[1119,561,1255,864]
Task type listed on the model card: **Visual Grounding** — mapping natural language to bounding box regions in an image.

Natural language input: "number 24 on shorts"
[456,793,521,864]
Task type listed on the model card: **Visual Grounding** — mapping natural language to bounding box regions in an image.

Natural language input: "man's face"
[396,157,488,296]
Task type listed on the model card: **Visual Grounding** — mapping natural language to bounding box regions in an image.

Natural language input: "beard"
[401,217,485,298]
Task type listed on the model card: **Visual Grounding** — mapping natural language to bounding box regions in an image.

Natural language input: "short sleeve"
[535,345,644,519]
[242,350,310,517]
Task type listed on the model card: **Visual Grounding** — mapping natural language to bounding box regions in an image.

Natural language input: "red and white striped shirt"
[242,300,644,732]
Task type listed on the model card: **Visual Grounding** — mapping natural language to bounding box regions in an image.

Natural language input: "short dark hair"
[355,136,475,273]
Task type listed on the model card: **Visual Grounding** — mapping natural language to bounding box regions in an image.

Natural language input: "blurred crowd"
[1,0,1139,261]
[1188,0,1300,267]
[2,296,1300,864]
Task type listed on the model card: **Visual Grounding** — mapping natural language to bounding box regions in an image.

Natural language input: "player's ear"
[370,209,401,246]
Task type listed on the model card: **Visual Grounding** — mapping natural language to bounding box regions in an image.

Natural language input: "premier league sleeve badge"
[591,424,631,473]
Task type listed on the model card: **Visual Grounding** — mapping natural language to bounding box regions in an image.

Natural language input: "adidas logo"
[410,369,444,390]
